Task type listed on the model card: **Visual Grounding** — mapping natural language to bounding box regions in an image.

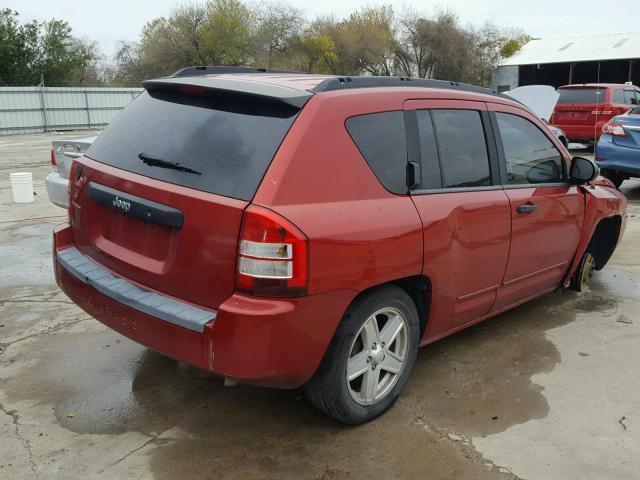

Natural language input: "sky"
[4,0,640,59]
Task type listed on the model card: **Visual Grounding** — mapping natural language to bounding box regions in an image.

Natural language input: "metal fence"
[0,86,143,135]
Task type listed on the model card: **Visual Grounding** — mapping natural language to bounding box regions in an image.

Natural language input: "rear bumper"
[595,139,640,177]
[53,224,353,388]
[45,170,69,208]
[552,122,605,142]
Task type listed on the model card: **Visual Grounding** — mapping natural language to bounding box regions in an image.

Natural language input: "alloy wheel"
[346,307,409,406]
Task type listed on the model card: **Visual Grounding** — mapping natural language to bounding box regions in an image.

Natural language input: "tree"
[397,11,474,81]
[252,2,305,67]
[202,0,253,65]
[296,32,336,73]
[139,3,210,77]
[0,9,97,86]
[313,6,398,76]
[500,32,531,58]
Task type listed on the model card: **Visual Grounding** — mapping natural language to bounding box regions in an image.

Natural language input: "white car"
[46,136,96,208]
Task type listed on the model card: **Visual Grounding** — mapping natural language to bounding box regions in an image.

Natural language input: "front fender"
[562,184,627,287]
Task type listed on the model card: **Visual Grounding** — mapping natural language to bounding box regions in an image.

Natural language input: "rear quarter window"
[345,111,408,194]
[86,90,298,201]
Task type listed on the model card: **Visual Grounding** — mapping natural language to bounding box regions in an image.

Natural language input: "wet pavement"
[1,134,640,479]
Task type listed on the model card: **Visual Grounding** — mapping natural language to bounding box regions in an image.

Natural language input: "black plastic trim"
[88,182,184,229]
[403,110,421,189]
[170,66,305,77]
[57,247,215,332]
[409,185,504,195]
[312,76,512,102]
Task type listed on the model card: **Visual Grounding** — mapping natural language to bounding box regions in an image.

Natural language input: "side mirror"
[569,157,599,185]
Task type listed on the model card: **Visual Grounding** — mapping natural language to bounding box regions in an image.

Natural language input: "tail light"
[236,205,308,297]
[51,148,58,171]
[601,123,626,137]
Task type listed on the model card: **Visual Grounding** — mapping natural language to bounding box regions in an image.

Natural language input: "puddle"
[0,220,57,288]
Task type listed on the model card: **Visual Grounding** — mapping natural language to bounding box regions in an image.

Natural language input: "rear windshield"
[557,88,606,104]
[86,90,298,201]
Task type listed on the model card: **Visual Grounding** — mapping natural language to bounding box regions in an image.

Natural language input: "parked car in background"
[551,83,640,143]
[53,67,626,424]
[595,106,640,188]
[46,136,96,208]
[504,85,568,147]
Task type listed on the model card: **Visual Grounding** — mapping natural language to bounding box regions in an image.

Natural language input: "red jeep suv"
[552,83,640,143]
[54,67,627,424]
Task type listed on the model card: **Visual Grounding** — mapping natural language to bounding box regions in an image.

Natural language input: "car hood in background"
[504,85,560,122]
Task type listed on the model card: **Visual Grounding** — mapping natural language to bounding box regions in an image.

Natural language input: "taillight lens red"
[236,205,308,297]
[601,122,626,137]
[50,148,58,170]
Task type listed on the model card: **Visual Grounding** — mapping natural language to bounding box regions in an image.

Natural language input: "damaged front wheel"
[571,251,596,291]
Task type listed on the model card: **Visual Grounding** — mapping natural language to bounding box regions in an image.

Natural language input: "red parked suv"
[552,83,640,143]
[54,67,627,424]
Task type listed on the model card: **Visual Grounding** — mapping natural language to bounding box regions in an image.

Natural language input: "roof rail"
[311,76,503,98]
[170,66,306,78]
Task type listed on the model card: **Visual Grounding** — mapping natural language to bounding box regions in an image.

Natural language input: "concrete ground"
[1,132,639,480]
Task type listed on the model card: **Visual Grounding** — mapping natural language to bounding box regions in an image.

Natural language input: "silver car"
[46,136,96,208]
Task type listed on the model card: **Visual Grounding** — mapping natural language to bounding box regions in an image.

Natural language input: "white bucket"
[10,172,34,203]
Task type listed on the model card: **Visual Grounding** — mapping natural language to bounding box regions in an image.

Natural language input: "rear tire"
[304,285,419,424]
[601,169,624,189]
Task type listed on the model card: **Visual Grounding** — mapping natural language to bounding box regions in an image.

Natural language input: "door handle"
[517,203,539,214]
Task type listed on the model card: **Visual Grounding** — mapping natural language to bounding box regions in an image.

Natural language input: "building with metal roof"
[492,32,640,92]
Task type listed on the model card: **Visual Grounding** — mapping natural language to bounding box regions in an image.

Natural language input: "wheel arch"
[564,213,624,287]
[346,275,432,339]
[587,215,623,270]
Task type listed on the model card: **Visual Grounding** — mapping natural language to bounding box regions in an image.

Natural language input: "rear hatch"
[553,86,608,126]
[68,85,300,309]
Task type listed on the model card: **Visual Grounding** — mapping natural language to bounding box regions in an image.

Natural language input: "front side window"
[431,109,491,188]
[346,111,407,194]
[496,112,563,185]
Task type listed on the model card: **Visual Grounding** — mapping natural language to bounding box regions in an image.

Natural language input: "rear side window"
[496,112,563,185]
[558,88,606,104]
[86,90,298,201]
[346,111,407,194]
[613,90,625,104]
[431,110,491,188]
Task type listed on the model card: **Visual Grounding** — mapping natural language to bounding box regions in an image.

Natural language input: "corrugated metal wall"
[0,87,143,135]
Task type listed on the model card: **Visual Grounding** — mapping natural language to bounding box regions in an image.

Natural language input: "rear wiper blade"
[138,152,202,175]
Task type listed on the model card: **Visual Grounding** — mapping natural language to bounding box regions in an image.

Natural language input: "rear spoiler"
[142,77,312,109]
